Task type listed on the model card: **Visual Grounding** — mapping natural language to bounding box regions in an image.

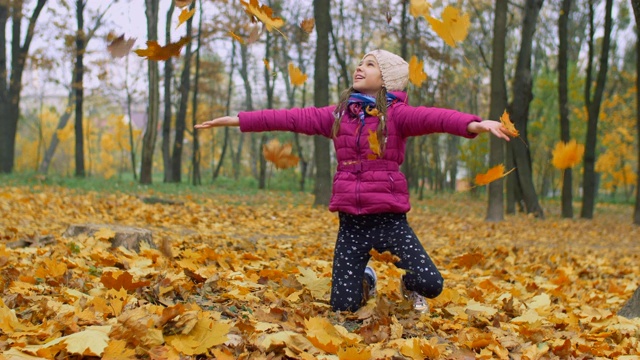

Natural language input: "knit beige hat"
[362,49,409,91]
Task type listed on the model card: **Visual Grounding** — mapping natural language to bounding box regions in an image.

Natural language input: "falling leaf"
[367,130,381,157]
[100,271,151,292]
[408,55,427,86]
[177,8,196,28]
[134,37,191,61]
[263,58,270,71]
[427,6,470,47]
[500,110,519,137]
[300,18,315,33]
[175,0,194,8]
[228,31,244,44]
[552,140,584,170]
[240,0,285,32]
[474,164,516,186]
[107,35,136,58]
[288,63,307,86]
[409,0,431,19]
[247,25,262,44]
[370,248,400,263]
[263,139,299,170]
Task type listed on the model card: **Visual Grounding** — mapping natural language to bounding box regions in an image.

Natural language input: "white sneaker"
[363,266,377,300]
[402,281,429,313]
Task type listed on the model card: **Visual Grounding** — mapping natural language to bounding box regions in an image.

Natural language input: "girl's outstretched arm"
[194,116,239,129]
[467,120,512,141]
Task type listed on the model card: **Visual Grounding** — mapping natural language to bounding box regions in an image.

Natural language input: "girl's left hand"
[467,120,511,141]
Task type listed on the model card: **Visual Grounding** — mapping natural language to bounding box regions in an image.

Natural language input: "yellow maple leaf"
[41,326,112,357]
[338,346,371,360]
[552,140,584,170]
[474,164,515,186]
[94,227,116,240]
[409,0,431,19]
[134,37,191,61]
[177,8,196,28]
[35,258,67,279]
[400,338,424,360]
[288,63,308,86]
[297,267,330,299]
[408,55,427,86]
[166,314,231,355]
[500,109,519,137]
[368,129,381,157]
[102,339,136,360]
[263,139,299,169]
[304,317,343,353]
[240,0,285,32]
[427,5,470,47]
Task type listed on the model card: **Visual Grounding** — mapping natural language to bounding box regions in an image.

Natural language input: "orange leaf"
[175,0,194,8]
[134,37,191,61]
[177,8,196,28]
[370,248,400,263]
[427,6,470,47]
[367,129,381,157]
[263,139,299,169]
[300,18,315,33]
[100,271,150,292]
[304,317,343,353]
[408,55,427,86]
[552,140,584,170]
[453,252,485,269]
[240,0,285,32]
[288,63,308,86]
[474,164,515,186]
[263,58,270,71]
[337,346,371,360]
[500,110,519,137]
[228,31,244,44]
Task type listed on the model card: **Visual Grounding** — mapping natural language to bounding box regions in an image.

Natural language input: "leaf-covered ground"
[1,185,639,359]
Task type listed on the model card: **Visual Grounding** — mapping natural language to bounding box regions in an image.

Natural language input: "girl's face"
[353,55,384,96]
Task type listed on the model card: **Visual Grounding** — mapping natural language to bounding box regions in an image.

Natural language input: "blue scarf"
[347,92,398,126]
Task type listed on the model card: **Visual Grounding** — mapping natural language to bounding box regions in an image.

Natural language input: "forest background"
[0,0,638,224]
[1,0,640,358]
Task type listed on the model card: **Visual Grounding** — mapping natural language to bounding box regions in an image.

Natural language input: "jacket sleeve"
[394,105,481,139]
[238,105,336,138]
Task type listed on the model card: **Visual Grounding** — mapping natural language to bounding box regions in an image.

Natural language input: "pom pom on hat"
[362,49,409,91]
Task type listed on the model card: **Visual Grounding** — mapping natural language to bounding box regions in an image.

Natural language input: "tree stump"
[618,286,640,319]
[64,224,156,253]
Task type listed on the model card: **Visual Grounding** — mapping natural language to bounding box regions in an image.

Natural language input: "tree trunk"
[559,0,573,218]
[140,0,160,184]
[0,0,47,174]
[74,0,86,177]
[581,0,613,219]
[631,0,640,225]
[162,3,175,182]
[236,43,253,180]
[508,0,545,218]
[190,0,203,186]
[313,0,332,206]
[171,3,194,183]
[213,40,236,180]
[259,29,276,190]
[486,0,508,222]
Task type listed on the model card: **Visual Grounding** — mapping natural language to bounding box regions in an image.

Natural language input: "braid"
[375,87,388,153]
[332,87,355,138]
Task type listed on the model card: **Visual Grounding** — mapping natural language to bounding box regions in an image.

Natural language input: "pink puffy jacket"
[238,92,480,215]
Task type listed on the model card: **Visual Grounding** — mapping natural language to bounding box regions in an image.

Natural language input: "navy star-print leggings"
[330,212,444,312]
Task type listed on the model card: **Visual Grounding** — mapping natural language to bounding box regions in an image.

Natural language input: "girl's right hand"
[194,116,240,129]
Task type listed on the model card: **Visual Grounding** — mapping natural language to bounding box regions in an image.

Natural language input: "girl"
[195,49,511,313]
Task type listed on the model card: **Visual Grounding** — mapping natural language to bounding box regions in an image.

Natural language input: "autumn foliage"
[0,185,639,358]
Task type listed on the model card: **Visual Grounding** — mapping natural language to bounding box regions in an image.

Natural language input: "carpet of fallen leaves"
[1,184,639,360]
